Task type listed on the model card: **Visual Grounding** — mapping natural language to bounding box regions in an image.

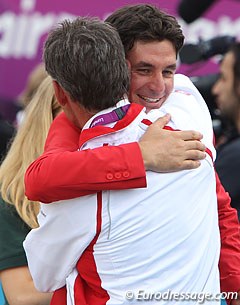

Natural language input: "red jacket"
[25,112,240,300]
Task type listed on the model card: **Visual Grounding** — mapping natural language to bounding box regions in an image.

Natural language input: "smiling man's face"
[127,39,177,112]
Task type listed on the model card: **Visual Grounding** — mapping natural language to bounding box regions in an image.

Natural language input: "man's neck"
[65,100,98,130]
[82,99,131,130]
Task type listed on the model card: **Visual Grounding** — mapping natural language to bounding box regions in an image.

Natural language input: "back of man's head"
[44,17,129,111]
[105,4,184,57]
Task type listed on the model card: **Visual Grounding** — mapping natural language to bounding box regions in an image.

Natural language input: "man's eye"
[135,69,151,75]
[163,70,174,76]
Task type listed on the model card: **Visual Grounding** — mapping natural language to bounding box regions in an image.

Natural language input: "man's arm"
[25,112,205,203]
[216,172,240,303]
[24,194,101,292]
[0,267,52,305]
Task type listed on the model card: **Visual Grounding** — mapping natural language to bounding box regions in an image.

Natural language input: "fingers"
[185,149,206,161]
[175,130,203,141]
[152,118,204,141]
[177,146,207,171]
[139,120,208,172]
[184,139,206,152]
[179,160,202,170]
[153,114,171,128]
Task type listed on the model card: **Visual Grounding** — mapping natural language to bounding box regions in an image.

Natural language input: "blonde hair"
[0,76,61,228]
[19,63,48,107]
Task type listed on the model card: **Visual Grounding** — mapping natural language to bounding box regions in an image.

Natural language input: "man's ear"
[126,59,131,72]
[52,80,68,106]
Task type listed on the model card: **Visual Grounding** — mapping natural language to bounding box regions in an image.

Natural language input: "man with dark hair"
[24,6,240,305]
[25,14,222,305]
[213,42,240,219]
[24,6,240,302]
[104,4,184,113]
[24,9,206,203]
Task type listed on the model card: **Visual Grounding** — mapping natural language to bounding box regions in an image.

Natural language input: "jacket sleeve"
[25,113,146,203]
[23,196,98,292]
[217,172,240,296]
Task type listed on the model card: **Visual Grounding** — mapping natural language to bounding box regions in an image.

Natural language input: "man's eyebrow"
[133,61,154,68]
[166,64,177,70]
[132,62,177,70]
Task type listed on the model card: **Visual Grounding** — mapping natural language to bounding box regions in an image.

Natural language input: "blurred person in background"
[212,42,240,219]
[0,76,61,305]
[15,63,47,127]
[0,114,15,163]
[0,64,46,164]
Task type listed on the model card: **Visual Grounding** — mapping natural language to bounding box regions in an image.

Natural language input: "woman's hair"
[18,63,48,107]
[0,76,61,228]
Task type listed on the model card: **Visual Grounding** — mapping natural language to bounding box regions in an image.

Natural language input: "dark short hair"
[44,17,129,111]
[105,4,184,57]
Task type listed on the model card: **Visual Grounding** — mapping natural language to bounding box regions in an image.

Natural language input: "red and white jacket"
[25,75,222,305]
[24,74,240,302]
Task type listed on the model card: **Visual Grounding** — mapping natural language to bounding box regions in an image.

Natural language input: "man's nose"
[149,72,165,93]
[212,80,220,96]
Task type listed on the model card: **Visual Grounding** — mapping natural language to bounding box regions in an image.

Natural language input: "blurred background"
[0,0,240,125]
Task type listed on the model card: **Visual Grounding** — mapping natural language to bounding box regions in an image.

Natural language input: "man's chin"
[129,95,165,111]
[144,100,165,112]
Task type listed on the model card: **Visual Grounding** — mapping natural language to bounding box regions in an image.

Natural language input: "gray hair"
[44,17,129,111]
